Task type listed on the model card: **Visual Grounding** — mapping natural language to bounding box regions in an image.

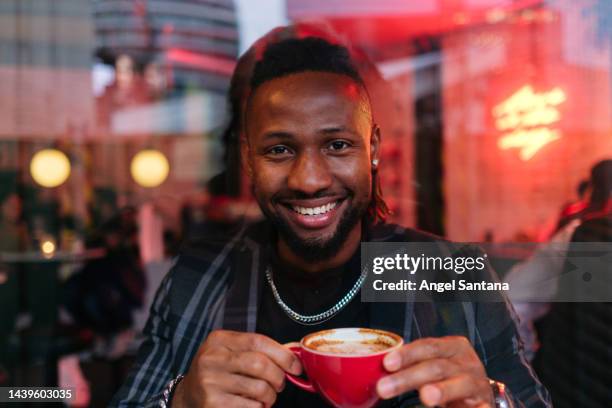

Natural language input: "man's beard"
[257,194,368,263]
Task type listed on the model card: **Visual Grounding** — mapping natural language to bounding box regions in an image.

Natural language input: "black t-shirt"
[257,246,370,407]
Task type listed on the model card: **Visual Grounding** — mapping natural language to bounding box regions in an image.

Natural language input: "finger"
[196,349,286,392]
[384,336,470,372]
[205,330,236,347]
[211,372,278,407]
[418,374,491,407]
[223,332,302,375]
[205,388,264,408]
[229,351,287,392]
[377,358,457,399]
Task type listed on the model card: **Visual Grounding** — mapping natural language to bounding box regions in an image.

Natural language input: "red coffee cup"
[285,327,403,408]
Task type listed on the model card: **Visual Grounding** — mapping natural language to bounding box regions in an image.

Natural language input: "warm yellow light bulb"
[30,149,71,188]
[41,240,56,255]
[130,149,170,188]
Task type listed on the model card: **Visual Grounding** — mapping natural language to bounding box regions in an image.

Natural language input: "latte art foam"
[309,339,393,356]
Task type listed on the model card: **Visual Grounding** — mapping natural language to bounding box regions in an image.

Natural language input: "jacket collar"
[222,220,413,338]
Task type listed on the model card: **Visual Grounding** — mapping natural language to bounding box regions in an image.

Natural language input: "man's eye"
[268,146,290,155]
[329,141,350,151]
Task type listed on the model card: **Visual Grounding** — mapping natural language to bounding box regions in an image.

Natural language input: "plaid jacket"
[111,221,551,407]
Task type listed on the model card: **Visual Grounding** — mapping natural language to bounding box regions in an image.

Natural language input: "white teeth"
[292,201,338,216]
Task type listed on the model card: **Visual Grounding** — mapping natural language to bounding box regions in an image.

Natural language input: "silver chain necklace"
[265,266,368,325]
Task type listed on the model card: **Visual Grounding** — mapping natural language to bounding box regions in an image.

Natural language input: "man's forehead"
[247,71,372,121]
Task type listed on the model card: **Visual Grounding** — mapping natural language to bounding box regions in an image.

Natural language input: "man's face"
[244,71,379,260]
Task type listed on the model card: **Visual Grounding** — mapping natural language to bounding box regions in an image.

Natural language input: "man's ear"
[371,124,381,170]
[240,134,253,178]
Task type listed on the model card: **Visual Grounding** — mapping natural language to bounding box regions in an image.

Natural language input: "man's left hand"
[377,336,495,407]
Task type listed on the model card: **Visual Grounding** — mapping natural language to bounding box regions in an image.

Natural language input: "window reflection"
[0,0,609,406]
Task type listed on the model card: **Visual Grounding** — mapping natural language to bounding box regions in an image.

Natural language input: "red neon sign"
[493,85,566,160]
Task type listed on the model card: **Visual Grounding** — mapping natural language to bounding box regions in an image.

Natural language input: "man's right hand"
[172,330,302,407]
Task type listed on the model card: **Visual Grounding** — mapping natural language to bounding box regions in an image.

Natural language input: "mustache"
[272,188,352,202]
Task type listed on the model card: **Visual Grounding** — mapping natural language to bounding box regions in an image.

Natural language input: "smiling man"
[245,66,376,271]
[112,37,551,408]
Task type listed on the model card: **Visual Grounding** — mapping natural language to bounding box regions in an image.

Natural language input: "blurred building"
[0,0,95,141]
[93,0,238,92]
[90,0,241,213]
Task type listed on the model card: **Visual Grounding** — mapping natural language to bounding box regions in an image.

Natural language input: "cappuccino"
[286,328,403,408]
[309,340,392,355]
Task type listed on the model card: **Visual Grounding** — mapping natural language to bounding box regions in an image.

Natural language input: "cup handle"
[284,343,316,393]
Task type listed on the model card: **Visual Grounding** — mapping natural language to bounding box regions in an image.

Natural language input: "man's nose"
[287,149,333,196]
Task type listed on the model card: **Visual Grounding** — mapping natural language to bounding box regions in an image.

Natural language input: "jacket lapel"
[367,222,412,340]
[222,227,268,332]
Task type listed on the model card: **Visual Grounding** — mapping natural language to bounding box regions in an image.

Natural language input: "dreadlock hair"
[248,36,390,224]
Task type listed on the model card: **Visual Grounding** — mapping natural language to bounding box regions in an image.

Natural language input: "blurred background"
[0,0,610,406]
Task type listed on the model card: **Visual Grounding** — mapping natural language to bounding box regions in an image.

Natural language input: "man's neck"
[277,222,362,274]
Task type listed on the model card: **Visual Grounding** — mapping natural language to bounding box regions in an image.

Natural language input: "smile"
[279,197,346,230]
[291,201,338,216]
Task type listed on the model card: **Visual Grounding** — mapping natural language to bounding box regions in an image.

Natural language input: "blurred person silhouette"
[59,207,144,408]
[554,160,612,231]
[143,61,168,101]
[63,208,145,340]
[109,54,148,107]
[96,54,149,129]
[0,185,29,381]
[581,159,612,218]
[0,189,28,252]
[533,160,612,408]
[87,187,119,234]
[505,159,612,360]
[533,210,612,408]
[25,186,62,249]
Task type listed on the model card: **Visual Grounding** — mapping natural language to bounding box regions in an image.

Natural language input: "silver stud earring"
[372,159,379,167]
